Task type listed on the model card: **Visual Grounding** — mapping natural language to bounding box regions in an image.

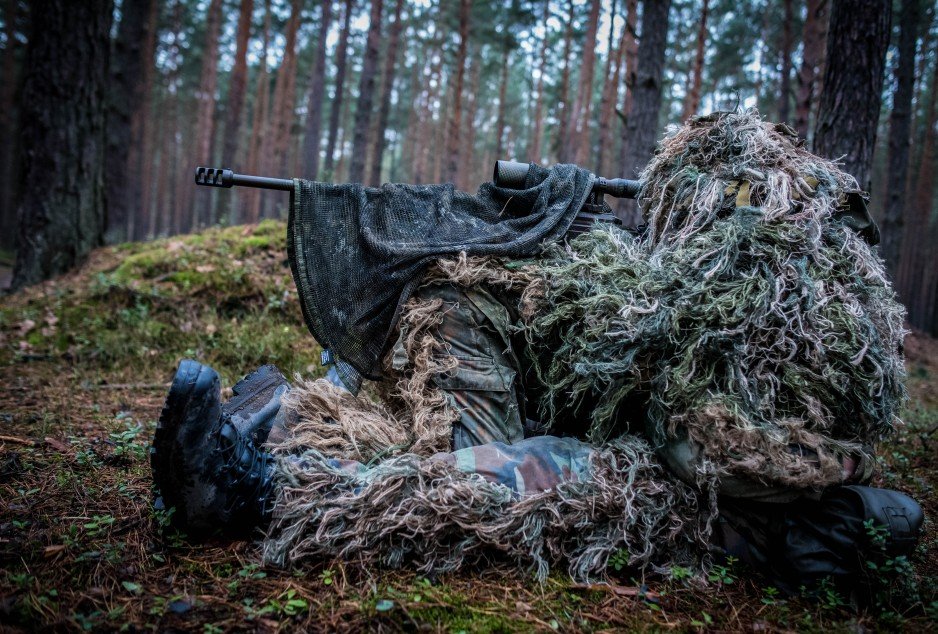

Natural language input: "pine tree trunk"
[268,0,302,179]
[596,0,623,174]
[106,0,155,243]
[401,56,422,181]
[794,0,829,140]
[222,0,254,170]
[528,0,550,164]
[444,0,471,184]
[12,0,113,289]
[778,0,794,123]
[494,44,511,161]
[463,54,481,188]
[243,0,271,224]
[618,0,671,224]
[566,0,601,165]
[302,1,333,181]
[681,0,709,120]
[813,0,891,193]
[192,0,223,228]
[881,0,920,276]
[900,50,937,331]
[369,0,405,186]
[348,0,385,183]
[555,0,575,163]
[617,0,639,171]
[1,0,20,251]
[133,0,160,241]
[324,0,355,180]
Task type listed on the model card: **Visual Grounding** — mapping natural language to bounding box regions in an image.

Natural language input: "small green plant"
[607,548,629,572]
[707,557,737,585]
[690,611,713,628]
[83,514,115,537]
[319,568,334,586]
[109,418,146,460]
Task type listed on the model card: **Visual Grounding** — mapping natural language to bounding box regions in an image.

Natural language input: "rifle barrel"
[195,166,293,191]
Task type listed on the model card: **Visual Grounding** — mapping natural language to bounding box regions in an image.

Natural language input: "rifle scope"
[493,160,641,199]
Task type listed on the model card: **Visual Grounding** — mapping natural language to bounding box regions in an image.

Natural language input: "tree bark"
[617,0,639,172]
[135,0,161,240]
[566,0,601,165]
[268,0,302,181]
[881,0,920,276]
[348,0,384,183]
[618,0,671,223]
[12,0,113,289]
[301,1,332,181]
[106,0,155,243]
[528,0,550,164]
[369,0,405,186]
[1,0,20,251]
[778,0,794,123]
[794,0,829,140]
[222,0,254,170]
[494,43,511,161]
[597,0,624,174]
[243,0,272,224]
[192,0,223,227]
[899,45,938,331]
[554,0,575,162]
[813,0,891,193]
[681,0,709,120]
[444,0,471,184]
[324,0,355,180]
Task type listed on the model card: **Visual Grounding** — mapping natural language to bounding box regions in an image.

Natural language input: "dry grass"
[0,223,935,632]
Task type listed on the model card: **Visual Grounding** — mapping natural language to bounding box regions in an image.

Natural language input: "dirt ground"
[0,229,935,632]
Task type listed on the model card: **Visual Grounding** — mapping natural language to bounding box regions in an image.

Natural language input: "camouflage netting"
[526,110,907,491]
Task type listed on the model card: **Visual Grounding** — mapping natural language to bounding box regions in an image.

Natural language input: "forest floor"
[0,221,935,632]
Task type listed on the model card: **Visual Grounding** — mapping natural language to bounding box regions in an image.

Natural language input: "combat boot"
[151,360,277,537]
[223,364,291,445]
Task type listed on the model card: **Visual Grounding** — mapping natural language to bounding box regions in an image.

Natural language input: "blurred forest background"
[1,0,937,334]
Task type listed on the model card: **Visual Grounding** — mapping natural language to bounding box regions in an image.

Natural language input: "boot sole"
[150,359,218,527]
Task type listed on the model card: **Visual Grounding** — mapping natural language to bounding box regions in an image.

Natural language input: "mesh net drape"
[288,164,594,385]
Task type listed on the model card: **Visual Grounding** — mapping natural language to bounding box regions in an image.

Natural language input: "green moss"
[0,221,321,383]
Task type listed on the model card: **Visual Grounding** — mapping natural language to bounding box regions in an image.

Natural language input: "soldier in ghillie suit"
[151,111,922,600]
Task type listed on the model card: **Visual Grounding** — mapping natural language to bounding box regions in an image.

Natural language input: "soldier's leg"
[392,282,527,450]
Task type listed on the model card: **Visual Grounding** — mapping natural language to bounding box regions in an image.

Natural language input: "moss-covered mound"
[0,220,322,383]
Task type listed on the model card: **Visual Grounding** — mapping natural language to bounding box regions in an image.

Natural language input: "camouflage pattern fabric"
[318,435,594,499]
[390,282,527,450]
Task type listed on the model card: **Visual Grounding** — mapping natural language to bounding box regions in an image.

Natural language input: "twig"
[81,382,170,391]
[0,434,35,446]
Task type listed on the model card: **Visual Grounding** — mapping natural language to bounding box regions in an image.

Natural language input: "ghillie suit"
[525,111,906,496]
[260,110,908,581]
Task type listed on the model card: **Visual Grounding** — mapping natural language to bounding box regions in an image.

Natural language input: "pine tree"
[369,0,405,185]
[324,0,355,180]
[302,1,333,181]
[794,0,829,140]
[192,0,224,227]
[882,0,920,275]
[444,0,471,184]
[12,0,113,289]
[222,0,254,170]
[107,0,156,243]
[618,0,672,223]
[349,0,385,184]
[813,0,891,193]
[682,0,710,120]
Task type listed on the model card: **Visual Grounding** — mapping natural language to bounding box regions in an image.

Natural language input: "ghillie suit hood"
[526,110,906,492]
